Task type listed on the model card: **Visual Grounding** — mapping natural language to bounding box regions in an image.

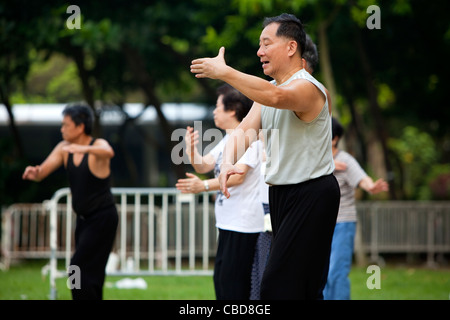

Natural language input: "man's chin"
[262,68,272,77]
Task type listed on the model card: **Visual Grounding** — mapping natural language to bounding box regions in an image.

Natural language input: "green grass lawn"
[0,259,449,300]
[349,265,450,300]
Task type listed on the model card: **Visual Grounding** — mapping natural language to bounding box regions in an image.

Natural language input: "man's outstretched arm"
[191,47,320,114]
[218,103,261,198]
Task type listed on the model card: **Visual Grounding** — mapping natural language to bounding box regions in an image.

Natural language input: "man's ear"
[287,40,298,57]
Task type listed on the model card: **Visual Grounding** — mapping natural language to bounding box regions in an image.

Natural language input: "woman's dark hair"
[217,84,253,122]
[302,34,319,72]
[62,104,94,135]
[263,13,306,57]
[332,117,344,140]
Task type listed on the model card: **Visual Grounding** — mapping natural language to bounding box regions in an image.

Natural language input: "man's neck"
[274,61,304,85]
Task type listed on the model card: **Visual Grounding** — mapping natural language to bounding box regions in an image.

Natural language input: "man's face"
[257,23,291,77]
[60,115,83,142]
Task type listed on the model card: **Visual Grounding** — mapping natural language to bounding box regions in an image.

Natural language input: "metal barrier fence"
[355,201,450,265]
[1,188,450,299]
[44,187,217,300]
[1,202,52,270]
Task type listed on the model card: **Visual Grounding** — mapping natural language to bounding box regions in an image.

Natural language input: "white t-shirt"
[209,136,264,233]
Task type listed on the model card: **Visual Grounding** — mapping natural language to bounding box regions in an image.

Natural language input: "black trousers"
[70,204,118,300]
[214,229,259,300]
[260,174,340,300]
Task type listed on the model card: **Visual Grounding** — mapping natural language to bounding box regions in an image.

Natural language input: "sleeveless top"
[260,68,335,185]
[67,138,115,216]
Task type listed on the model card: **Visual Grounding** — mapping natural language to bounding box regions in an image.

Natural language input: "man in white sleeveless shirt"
[191,13,340,300]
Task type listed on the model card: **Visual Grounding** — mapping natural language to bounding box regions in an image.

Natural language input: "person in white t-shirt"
[176,84,264,299]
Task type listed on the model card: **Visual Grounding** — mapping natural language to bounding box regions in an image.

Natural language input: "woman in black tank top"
[67,138,115,217]
[22,104,118,300]
[66,137,118,300]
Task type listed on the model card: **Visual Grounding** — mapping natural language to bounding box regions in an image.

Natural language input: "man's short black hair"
[263,13,306,57]
[62,104,94,135]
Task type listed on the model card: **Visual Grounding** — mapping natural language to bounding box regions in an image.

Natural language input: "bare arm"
[191,47,324,114]
[62,138,114,159]
[22,141,66,182]
[63,138,114,179]
[334,160,347,171]
[184,126,215,174]
[222,103,261,165]
[176,163,249,194]
[217,104,262,198]
[359,176,389,195]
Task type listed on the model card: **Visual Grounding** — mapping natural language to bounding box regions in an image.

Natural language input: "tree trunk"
[318,22,338,117]
[318,18,347,151]
[123,45,185,181]
[354,29,397,199]
[71,46,101,137]
[0,84,23,158]
[340,73,368,162]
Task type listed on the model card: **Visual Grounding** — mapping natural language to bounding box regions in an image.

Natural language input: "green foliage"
[61,18,122,53]
[389,126,439,199]
[390,126,437,165]
[0,139,39,205]
[350,0,380,28]
[12,53,82,103]
[377,83,396,110]
[202,16,248,51]
[1,0,450,199]
[421,164,450,200]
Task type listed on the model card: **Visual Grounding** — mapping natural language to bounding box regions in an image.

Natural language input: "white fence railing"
[1,189,450,300]
[355,201,450,265]
[45,187,217,300]
[1,202,52,270]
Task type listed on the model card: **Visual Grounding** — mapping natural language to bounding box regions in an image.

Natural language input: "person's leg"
[250,231,272,300]
[213,229,226,300]
[260,175,340,300]
[70,206,118,300]
[324,222,356,300]
[214,229,258,300]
